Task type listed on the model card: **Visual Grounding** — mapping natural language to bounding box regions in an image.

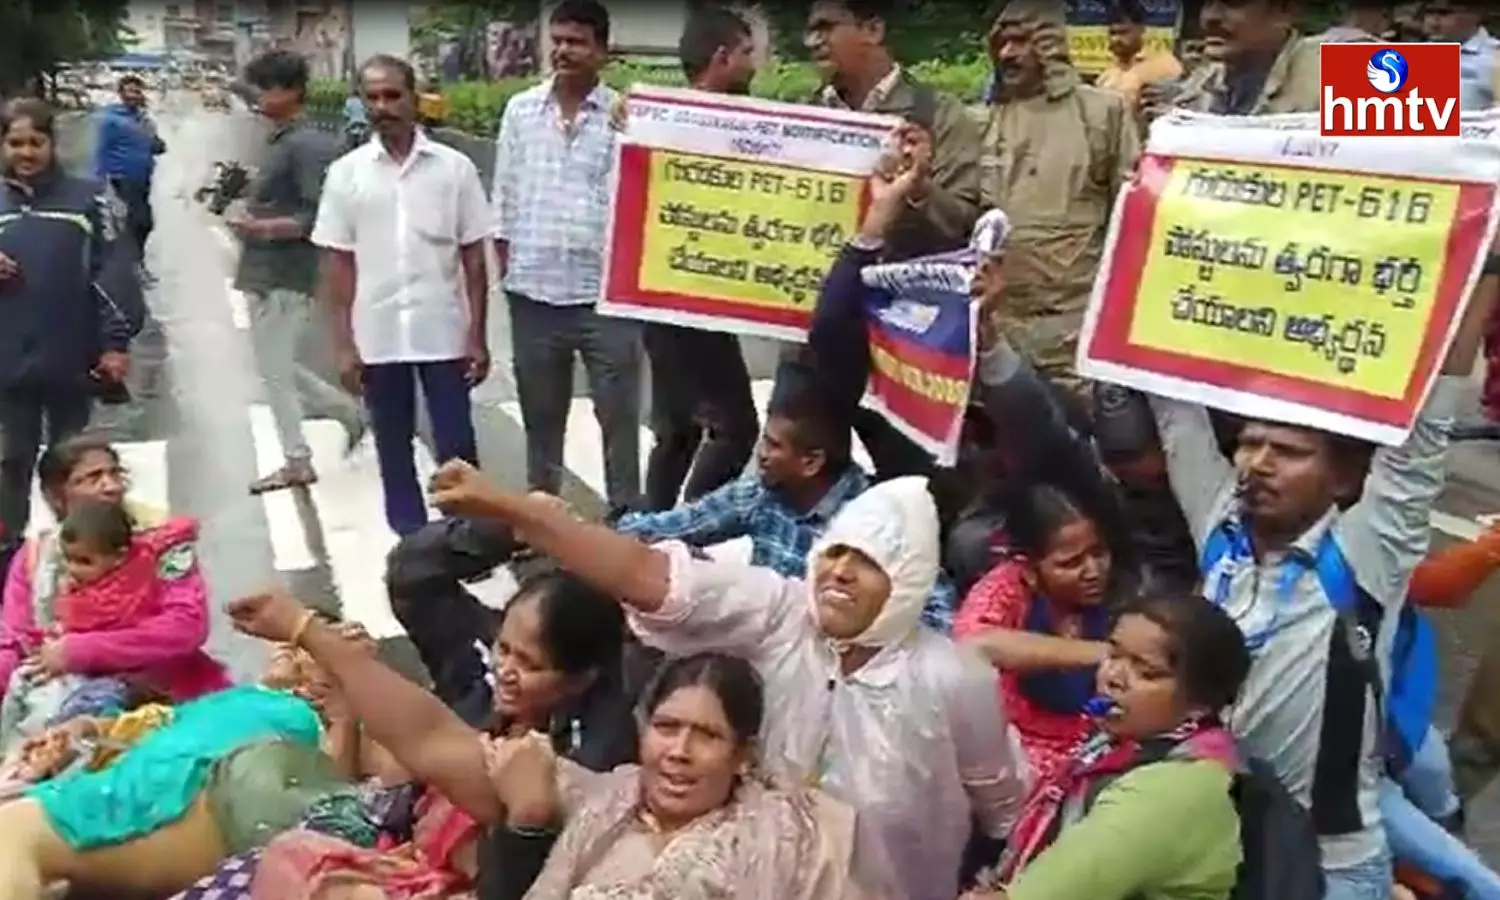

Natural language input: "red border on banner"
[866,324,972,441]
[1085,153,1494,429]
[604,144,871,332]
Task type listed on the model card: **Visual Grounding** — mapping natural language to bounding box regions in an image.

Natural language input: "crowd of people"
[4,0,1500,898]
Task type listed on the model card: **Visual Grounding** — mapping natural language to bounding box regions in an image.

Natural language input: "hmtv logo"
[1320,43,1461,137]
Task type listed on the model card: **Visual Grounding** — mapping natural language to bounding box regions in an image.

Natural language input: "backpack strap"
[1308,531,1390,834]
[1311,533,1387,738]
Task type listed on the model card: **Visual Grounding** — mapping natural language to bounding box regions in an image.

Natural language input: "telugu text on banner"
[860,251,978,465]
[600,86,899,341]
[1078,110,1500,445]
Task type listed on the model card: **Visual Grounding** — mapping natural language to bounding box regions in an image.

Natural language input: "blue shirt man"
[94,75,164,255]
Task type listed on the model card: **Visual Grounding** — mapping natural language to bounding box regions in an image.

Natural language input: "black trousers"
[641,323,759,510]
[0,384,92,550]
[111,177,154,257]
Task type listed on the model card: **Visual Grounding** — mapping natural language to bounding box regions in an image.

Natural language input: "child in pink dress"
[0,499,230,746]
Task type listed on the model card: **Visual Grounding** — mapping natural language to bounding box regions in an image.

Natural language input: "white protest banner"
[600,85,898,342]
[1079,109,1500,445]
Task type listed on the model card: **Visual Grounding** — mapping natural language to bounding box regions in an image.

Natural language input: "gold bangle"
[289,609,317,649]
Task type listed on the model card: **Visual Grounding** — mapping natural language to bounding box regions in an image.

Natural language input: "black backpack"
[1229,757,1326,900]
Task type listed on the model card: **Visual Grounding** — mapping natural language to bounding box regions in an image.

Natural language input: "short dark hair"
[678,6,751,79]
[641,652,765,746]
[1117,593,1251,713]
[1109,0,1148,23]
[244,49,310,99]
[824,0,893,23]
[550,0,611,46]
[1,97,55,139]
[767,384,852,472]
[359,53,417,92]
[60,499,135,557]
[118,74,144,91]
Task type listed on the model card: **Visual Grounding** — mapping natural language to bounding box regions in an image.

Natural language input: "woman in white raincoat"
[429,463,1031,900]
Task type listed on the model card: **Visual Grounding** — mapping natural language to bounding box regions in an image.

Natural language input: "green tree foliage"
[0,0,132,95]
[413,0,542,79]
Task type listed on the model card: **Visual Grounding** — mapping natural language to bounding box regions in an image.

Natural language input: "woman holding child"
[0,436,229,748]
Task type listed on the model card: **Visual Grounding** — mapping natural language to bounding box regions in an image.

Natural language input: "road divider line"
[1432,510,1482,541]
[245,401,436,639]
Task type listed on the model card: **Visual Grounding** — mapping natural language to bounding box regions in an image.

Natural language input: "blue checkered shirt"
[491,78,617,305]
[615,468,958,632]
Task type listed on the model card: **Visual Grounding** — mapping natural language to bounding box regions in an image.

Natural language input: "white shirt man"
[312,127,491,536]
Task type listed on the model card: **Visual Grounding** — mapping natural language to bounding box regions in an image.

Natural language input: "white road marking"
[1432,510,1483,541]
[226,279,250,331]
[244,400,438,639]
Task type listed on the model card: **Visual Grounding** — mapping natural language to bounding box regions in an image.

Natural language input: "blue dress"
[29,684,321,850]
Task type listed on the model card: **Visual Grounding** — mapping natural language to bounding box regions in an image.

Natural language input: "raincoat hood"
[807,476,940,649]
[989,0,1079,102]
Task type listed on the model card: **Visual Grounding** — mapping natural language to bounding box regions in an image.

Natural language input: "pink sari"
[251,790,480,900]
[525,766,869,900]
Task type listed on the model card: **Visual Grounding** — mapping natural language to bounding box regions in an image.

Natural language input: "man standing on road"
[312,55,491,537]
[636,6,761,510]
[492,0,643,511]
[232,50,366,496]
[94,75,165,267]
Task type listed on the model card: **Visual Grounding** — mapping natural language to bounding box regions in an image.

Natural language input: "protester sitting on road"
[0,497,229,749]
[1145,237,1495,897]
[478,651,876,900]
[0,438,227,737]
[384,380,955,714]
[780,147,1130,603]
[0,100,133,571]
[962,593,1252,900]
[0,684,334,899]
[957,483,1125,783]
[223,573,646,899]
[426,460,1031,900]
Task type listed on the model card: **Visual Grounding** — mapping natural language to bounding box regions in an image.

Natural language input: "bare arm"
[296,619,501,822]
[321,249,357,353]
[321,717,361,780]
[964,628,1109,672]
[447,482,671,614]
[460,240,488,342]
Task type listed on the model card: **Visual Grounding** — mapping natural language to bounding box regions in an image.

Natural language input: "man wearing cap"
[981,0,1139,399]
